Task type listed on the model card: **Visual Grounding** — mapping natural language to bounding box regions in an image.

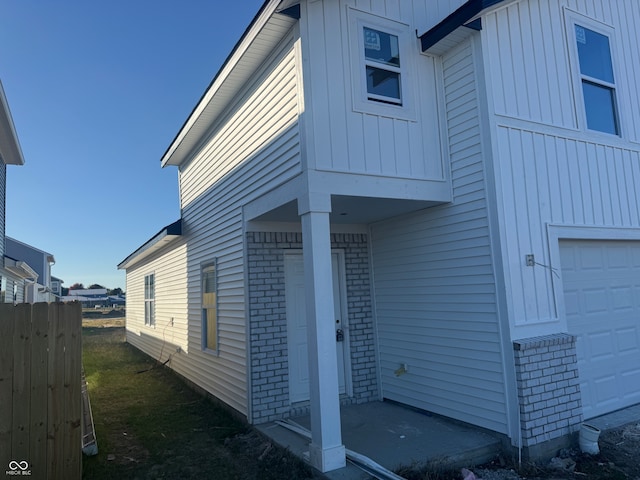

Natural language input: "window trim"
[348,8,416,121]
[565,10,621,137]
[144,272,155,327]
[201,260,219,354]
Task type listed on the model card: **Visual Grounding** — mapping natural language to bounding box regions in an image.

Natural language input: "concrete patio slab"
[257,401,502,479]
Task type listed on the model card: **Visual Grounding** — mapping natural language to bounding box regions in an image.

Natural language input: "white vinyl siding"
[126,240,189,354]
[300,0,451,181]
[371,39,508,434]
[480,0,640,338]
[171,32,302,417]
[484,0,640,143]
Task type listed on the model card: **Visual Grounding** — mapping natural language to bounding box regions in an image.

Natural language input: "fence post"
[30,303,50,475]
[61,302,82,479]
[0,304,16,471]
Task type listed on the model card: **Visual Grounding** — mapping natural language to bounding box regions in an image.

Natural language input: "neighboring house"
[0,80,28,304]
[119,0,640,472]
[6,237,56,303]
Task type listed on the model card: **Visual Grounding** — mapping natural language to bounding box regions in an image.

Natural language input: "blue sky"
[1,0,264,290]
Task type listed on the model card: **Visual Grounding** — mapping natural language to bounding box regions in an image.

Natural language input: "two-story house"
[6,237,56,303]
[0,80,30,304]
[119,0,640,472]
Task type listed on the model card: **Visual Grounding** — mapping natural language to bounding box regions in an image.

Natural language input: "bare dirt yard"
[401,422,640,480]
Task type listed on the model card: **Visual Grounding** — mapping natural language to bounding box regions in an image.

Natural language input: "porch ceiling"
[253,195,438,225]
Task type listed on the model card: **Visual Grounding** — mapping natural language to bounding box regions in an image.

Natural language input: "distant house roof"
[0,80,25,166]
[118,219,182,270]
[68,288,108,297]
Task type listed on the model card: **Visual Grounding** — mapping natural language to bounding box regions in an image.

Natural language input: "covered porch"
[257,400,502,479]
[244,183,450,473]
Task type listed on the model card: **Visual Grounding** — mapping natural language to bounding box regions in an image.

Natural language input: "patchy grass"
[82,324,320,479]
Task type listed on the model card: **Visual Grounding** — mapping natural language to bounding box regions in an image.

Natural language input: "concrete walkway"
[257,401,501,480]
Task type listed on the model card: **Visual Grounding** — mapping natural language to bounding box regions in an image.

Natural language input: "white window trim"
[201,260,219,355]
[144,272,155,327]
[564,9,621,137]
[348,8,417,121]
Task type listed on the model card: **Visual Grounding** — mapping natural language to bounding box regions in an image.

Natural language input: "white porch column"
[299,193,346,472]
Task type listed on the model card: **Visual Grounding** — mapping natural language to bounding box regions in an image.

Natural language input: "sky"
[1,0,264,291]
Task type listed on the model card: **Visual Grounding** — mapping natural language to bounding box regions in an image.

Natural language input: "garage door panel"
[584,289,608,314]
[561,240,640,419]
[617,327,639,353]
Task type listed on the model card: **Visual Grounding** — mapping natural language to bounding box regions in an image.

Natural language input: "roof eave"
[0,80,25,166]
[4,256,38,280]
[160,0,298,168]
[117,219,183,270]
[419,0,506,54]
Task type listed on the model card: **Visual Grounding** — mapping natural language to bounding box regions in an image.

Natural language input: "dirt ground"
[466,421,640,480]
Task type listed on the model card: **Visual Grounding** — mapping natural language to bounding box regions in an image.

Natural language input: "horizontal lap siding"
[372,40,508,433]
[173,34,302,417]
[125,241,189,355]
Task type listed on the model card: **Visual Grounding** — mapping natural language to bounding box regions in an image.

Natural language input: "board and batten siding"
[125,240,189,356]
[371,39,508,434]
[172,32,302,417]
[480,0,640,336]
[300,0,473,183]
[484,0,640,142]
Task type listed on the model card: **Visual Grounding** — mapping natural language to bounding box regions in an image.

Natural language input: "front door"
[285,252,349,403]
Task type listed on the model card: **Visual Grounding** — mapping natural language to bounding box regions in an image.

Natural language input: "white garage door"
[560,240,640,419]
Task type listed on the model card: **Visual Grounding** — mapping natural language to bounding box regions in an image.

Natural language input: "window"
[571,19,619,135]
[144,273,155,326]
[202,262,217,351]
[364,27,401,104]
[349,9,415,120]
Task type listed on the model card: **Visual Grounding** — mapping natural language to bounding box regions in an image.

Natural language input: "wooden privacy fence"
[0,302,82,480]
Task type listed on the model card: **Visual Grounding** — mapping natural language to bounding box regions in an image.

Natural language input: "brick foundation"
[513,334,583,455]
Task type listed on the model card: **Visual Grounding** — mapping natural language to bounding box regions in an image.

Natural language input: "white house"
[0,80,30,304]
[119,0,640,472]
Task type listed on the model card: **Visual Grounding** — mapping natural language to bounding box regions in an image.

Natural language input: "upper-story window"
[364,27,402,104]
[349,9,416,121]
[568,13,619,136]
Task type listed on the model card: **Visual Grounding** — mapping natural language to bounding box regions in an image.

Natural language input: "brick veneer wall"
[247,232,378,423]
[513,334,583,450]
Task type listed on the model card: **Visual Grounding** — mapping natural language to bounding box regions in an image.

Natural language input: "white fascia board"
[117,219,182,270]
[160,0,291,168]
[3,256,38,280]
[0,80,25,166]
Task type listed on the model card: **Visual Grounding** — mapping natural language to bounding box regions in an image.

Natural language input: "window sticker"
[575,25,586,44]
[364,28,381,51]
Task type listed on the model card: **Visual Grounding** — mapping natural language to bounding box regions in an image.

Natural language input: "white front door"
[285,252,349,403]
